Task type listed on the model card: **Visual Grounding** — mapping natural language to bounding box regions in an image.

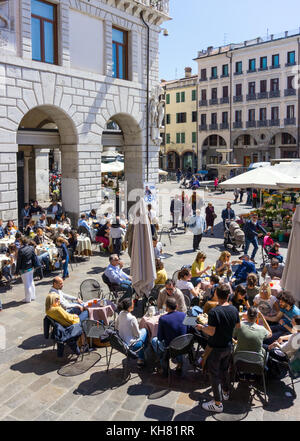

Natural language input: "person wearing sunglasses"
[104,254,133,299]
[157,279,187,313]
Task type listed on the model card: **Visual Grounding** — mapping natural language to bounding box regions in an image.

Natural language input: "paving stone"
[27,376,52,392]
[90,399,121,421]
[49,390,81,414]
[34,410,60,421]
[58,406,91,421]
[32,384,66,406]
[10,398,48,420]
[111,409,136,421]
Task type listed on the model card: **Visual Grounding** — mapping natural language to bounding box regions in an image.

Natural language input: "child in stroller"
[224,220,245,253]
[262,235,284,264]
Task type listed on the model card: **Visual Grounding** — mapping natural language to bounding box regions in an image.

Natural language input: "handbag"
[212,212,217,220]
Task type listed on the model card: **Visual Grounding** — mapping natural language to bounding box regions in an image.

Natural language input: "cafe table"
[84,299,115,326]
[36,244,58,263]
[76,235,92,256]
[139,312,166,340]
[269,280,283,297]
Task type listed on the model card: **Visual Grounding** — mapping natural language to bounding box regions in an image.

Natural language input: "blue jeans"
[67,306,89,323]
[2,265,12,281]
[191,277,202,287]
[37,252,50,272]
[119,280,133,299]
[62,254,69,278]
[151,337,183,370]
[130,328,148,360]
[244,236,259,260]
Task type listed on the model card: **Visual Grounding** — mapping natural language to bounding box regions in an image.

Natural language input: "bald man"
[49,277,88,322]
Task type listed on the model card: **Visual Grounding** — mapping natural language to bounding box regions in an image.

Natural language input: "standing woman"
[56,237,70,280]
[205,202,216,236]
[15,236,37,303]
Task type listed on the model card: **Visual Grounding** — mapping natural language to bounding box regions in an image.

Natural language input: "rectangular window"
[223,86,228,98]
[176,113,187,123]
[259,108,267,121]
[271,78,279,92]
[201,89,207,100]
[287,105,295,119]
[248,109,255,121]
[211,66,218,78]
[287,51,295,65]
[176,133,180,143]
[192,132,197,143]
[176,92,180,103]
[166,133,170,144]
[249,82,256,95]
[249,59,256,71]
[222,112,228,123]
[236,84,242,96]
[166,114,171,124]
[201,69,207,80]
[192,111,197,122]
[192,89,197,101]
[112,26,128,79]
[260,56,267,70]
[181,133,185,143]
[235,61,242,73]
[235,110,242,122]
[181,91,185,102]
[271,107,279,120]
[260,80,267,93]
[201,114,206,125]
[166,94,170,104]
[287,76,295,89]
[211,113,217,124]
[222,64,229,76]
[211,88,218,99]
[31,0,57,64]
[272,54,280,67]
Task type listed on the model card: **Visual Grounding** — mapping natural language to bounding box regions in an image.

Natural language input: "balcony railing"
[209,98,219,105]
[257,120,268,127]
[286,62,297,67]
[246,121,257,128]
[257,92,269,99]
[199,100,208,106]
[210,76,219,80]
[221,74,229,78]
[247,69,257,73]
[258,66,268,71]
[220,122,229,130]
[269,119,280,126]
[234,71,243,76]
[269,90,280,98]
[233,95,243,102]
[284,88,296,96]
[233,121,243,129]
[220,97,229,104]
[246,93,257,101]
[199,124,208,131]
[209,123,219,130]
[270,64,281,69]
[199,77,208,82]
[284,117,296,125]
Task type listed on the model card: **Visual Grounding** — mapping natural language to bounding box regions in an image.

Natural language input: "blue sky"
[159,0,300,80]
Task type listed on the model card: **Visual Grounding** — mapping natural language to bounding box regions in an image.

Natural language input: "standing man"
[176,168,182,184]
[221,202,236,229]
[244,213,267,263]
[196,283,240,413]
[189,209,206,252]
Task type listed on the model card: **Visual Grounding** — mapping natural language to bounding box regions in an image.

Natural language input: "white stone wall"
[0,0,170,222]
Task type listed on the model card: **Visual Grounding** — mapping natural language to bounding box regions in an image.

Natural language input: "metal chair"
[77,225,91,239]
[81,319,109,360]
[79,279,103,302]
[159,226,173,245]
[166,334,195,386]
[147,284,164,307]
[172,270,180,284]
[232,350,269,403]
[102,273,127,302]
[268,351,297,397]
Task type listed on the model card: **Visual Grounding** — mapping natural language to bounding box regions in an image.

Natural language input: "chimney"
[185,67,192,78]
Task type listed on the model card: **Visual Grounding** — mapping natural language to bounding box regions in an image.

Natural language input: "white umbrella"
[219,166,288,189]
[130,198,156,298]
[280,206,300,303]
[101,161,124,173]
[159,169,168,176]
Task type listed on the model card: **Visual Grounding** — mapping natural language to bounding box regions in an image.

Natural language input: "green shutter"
[166,114,170,124]
[192,90,196,101]
[181,91,185,102]
[166,94,170,104]
[166,133,170,144]
[192,132,196,143]
[181,133,185,143]
[176,113,179,123]
[176,92,180,103]
[176,133,180,143]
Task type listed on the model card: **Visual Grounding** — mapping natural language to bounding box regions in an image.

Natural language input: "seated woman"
[229,284,250,312]
[60,212,71,227]
[5,244,18,277]
[45,292,82,356]
[67,229,78,255]
[215,251,234,279]
[89,209,97,220]
[245,273,260,306]
[155,259,168,286]
[203,284,219,315]
[95,221,111,250]
[24,219,36,238]
[253,283,280,325]
[115,298,148,366]
[268,242,283,263]
[4,220,18,236]
[175,268,202,306]
[191,252,211,286]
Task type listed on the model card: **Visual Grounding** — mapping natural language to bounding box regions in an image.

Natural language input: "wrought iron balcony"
[246,121,257,128]
[246,93,257,101]
[199,100,208,107]
[269,90,280,98]
[269,119,280,126]
[233,95,243,102]
[285,62,296,67]
[199,77,208,82]
[209,98,219,105]
[220,122,229,130]
[233,121,243,129]
[221,74,229,78]
[220,97,229,104]
[199,124,208,131]
[209,124,219,130]
[284,117,296,125]
[257,92,269,99]
[257,120,268,127]
[284,88,296,96]
[270,64,281,70]
[234,71,243,76]
[210,76,219,80]
[258,67,268,71]
[247,69,257,73]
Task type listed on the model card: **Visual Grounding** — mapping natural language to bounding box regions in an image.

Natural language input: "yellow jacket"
[46,306,80,327]
[155,269,168,285]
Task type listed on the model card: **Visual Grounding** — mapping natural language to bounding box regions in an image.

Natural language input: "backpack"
[266,348,289,379]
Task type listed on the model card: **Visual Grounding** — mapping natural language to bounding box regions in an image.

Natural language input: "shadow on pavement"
[10,349,75,375]
[18,334,53,350]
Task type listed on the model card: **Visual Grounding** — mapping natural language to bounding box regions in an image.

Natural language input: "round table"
[76,236,92,256]
[36,244,58,263]
[139,313,166,340]
[49,223,71,232]
[0,236,15,249]
[269,280,283,297]
[85,299,115,326]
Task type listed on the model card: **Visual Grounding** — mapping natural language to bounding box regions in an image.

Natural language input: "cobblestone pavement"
[0,183,299,421]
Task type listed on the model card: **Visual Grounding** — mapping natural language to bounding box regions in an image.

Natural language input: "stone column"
[53,148,61,170]
[0,146,18,223]
[35,148,50,203]
[275,146,281,159]
[24,151,31,203]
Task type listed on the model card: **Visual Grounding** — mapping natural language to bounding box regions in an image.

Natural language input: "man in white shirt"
[104,255,133,298]
[189,209,206,252]
[153,237,163,259]
[49,276,88,322]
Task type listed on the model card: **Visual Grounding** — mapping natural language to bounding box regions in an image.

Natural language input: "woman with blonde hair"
[215,251,241,279]
[155,259,168,286]
[253,283,280,322]
[191,251,211,286]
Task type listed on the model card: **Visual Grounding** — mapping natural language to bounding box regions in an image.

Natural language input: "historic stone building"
[0,0,170,223]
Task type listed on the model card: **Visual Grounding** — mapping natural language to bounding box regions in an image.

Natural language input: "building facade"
[160,67,198,172]
[195,29,300,170]
[0,0,170,224]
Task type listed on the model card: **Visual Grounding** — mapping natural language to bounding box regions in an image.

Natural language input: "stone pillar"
[35,148,50,202]
[0,146,18,223]
[265,151,270,161]
[24,151,31,203]
[275,146,281,159]
[53,149,62,170]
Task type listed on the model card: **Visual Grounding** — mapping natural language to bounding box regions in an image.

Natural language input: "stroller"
[224,220,245,253]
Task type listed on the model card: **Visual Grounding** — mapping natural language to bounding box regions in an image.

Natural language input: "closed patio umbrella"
[130,198,156,298]
[280,206,300,304]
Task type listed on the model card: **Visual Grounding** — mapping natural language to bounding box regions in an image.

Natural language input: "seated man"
[232,255,256,287]
[49,276,88,322]
[78,213,91,234]
[34,227,48,245]
[47,201,63,221]
[104,254,133,299]
[261,258,285,280]
[151,297,187,374]
[36,213,51,231]
[157,279,187,314]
